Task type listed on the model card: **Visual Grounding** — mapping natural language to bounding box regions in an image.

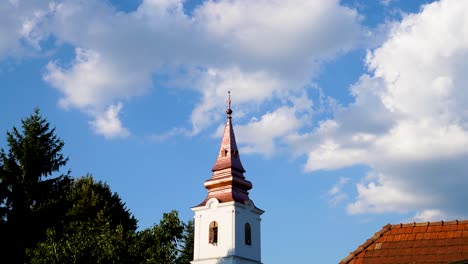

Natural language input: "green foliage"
[129,210,185,264]
[177,219,195,264]
[1,109,194,263]
[28,222,127,264]
[28,209,186,264]
[65,175,137,232]
[26,175,137,263]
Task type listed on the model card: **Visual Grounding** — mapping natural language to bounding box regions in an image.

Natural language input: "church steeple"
[198,92,252,206]
[191,92,264,264]
[211,91,245,173]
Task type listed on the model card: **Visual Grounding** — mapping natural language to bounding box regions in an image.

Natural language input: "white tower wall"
[191,198,263,264]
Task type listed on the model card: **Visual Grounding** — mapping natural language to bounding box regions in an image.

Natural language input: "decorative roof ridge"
[339,219,468,264]
[339,224,392,264]
[391,219,468,228]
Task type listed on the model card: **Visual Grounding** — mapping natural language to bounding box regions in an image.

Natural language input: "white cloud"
[346,172,435,214]
[194,0,361,69]
[89,102,130,139]
[374,119,468,161]
[236,104,306,156]
[9,0,362,141]
[411,209,465,222]
[292,0,468,220]
[44,48,149,109]
[190,68,284,135]
[0,0,363,142]
[0,1,51,59]
[44,47,149,138]
[188,0,362,134]
[327,177,350,207]
[148,127,188,142]
[412,209,446,222]
[5,0,467,222]
[3,0,467,223]
[17,0,362,139]
[306,141,367,171]
[380,0,393,6]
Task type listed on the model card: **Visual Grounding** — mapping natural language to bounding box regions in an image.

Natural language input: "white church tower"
[191,93,264,264]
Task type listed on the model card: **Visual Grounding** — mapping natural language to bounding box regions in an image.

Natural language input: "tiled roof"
[340,220,468,264]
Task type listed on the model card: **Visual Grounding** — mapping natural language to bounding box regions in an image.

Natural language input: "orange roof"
[340,220,468,264]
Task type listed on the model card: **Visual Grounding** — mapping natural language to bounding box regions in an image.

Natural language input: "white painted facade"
[191,198,264,264]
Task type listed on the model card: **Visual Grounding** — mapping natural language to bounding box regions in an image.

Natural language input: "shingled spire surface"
[211,97,245,173]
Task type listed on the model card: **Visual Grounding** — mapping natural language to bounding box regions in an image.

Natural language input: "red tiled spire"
[197,92,253,206]
[211,92,245,173]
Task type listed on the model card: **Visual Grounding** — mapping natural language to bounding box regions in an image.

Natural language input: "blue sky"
[1,0,468,263]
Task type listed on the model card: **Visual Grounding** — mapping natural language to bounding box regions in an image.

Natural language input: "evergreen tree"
[0,108,70,263]
[177,219,195,264]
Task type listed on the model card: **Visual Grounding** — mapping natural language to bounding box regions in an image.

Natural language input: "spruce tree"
[176,219,195,264]
[0,108,69,263]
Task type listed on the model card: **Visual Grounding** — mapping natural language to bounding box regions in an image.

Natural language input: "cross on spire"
[226,91,233,117]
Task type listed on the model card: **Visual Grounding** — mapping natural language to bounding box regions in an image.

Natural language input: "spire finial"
[226,91,232,117]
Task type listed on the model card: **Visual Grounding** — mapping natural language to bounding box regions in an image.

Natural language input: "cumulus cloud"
[293,0,468,220]
[44,48,150,109]
[39,0,190,137]
[89,102,130,139]
[9,0,361,139]
[0,1,51,59]
[208,91,314,156]
[189,0,362,135]
[194,0,361,69]
[411,209,463,222]
[306,140,367,171]
[236,105,306,156]
[190,68,285,135]
[3,0,467,223]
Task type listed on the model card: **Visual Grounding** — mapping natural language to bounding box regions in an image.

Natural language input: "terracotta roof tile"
[340,220,468,264]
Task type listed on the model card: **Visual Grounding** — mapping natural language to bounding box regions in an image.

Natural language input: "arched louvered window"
[245,222,251,245]
[209,221,218,244]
